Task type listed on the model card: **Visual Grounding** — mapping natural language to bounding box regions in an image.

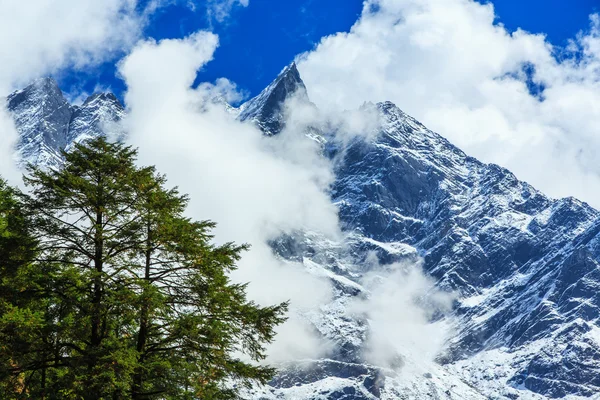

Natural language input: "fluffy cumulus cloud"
[0,0,155,92]
[297,0,600,207]
[119,31,340,362]
[0,0,159,184]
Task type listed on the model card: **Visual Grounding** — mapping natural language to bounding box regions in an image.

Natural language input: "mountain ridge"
[5,67,600,399]
[6,77,125,168]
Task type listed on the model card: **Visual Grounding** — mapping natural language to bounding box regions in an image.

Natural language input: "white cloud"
[0,0,154,93]
[119,31,339,362]
[297,0,600,207]
[350,255,455,369]
[196,77,248,104]
[0,0,159,185]
[205,0,249,23]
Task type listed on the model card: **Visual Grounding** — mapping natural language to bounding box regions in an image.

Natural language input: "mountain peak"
[67,91,126,149]
[26,76,61,92]
[6,77,72,168]
[80,92,123,110]
[276,61,302,85]
[7,77,65,110]
[6,79,125,168]
[83,92,116,103]
[237,61,310,135]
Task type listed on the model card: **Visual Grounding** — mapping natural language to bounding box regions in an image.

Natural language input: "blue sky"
[59,0,599,104]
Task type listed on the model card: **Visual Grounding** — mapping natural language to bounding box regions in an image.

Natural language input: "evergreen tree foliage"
[0,179,43,397]
[0,137,287,399]
[24,139,149,399]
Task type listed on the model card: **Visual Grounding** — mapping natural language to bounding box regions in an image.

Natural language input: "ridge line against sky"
[3,0,600,210]
[53,0,599,104]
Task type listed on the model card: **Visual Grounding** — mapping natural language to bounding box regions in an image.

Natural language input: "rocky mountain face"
[6,77,125,168]
[238,62,311,135]
[327,101,600,399]
[238,66,600,400]
[5,67,600,400]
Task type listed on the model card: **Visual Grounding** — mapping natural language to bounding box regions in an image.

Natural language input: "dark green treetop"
[0,137,287,399]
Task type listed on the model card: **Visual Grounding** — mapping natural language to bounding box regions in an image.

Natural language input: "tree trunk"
[132,223,152,399]
[40,364,46,400]
[87,207,104,399]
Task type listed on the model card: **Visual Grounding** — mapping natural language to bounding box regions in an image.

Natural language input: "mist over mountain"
[6,64,600,400]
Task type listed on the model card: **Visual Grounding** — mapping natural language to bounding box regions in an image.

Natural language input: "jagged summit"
[7,77,72,167]
[81,92,121,107]
[67,92,125,149]
[5,78,124,168]
[237,62,311,135]
[7,77,63,105]
[7,64,600,399]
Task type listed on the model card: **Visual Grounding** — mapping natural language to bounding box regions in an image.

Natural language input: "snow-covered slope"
[327,101,600,398]
[7,67,600,399]
[66,92,126,151]
[6,77,124,168]
[237,67,600,399]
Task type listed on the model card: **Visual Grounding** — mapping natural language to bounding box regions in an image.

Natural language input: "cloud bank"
[0,0,154,93]
[298,0,600,207]
[119,31,340,362]
[0,0,159,185]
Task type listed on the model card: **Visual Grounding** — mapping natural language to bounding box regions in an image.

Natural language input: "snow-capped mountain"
[6,66,600,399]
[6,77,124,168]
[238,62,311,135]
[237,66,600,399]
[327,100,600,399]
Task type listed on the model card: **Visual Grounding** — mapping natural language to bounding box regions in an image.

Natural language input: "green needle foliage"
[0,137,287,399]
[0,179,44,398]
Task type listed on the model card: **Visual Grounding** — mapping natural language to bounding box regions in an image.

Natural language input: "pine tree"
[25,139,150,398]
[128,170,287,399]
[0,179,47,398]
[21,137,287,399]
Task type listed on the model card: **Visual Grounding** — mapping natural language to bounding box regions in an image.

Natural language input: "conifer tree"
[0,180,46,398]
[128,170,287,399]
[25,139,150,398]
[20,137,287,399]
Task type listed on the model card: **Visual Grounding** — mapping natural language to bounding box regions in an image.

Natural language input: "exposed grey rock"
[9,67,600,399]
[6,77,124,169]
[238,62,311,135]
